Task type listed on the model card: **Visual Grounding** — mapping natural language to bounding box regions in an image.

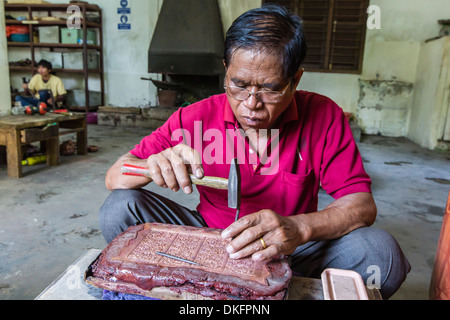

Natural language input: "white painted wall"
[301,0,446,109]
[218,0,261,35]
[408,37,450,150]
[300,0,449,146]
[0,2,12,115]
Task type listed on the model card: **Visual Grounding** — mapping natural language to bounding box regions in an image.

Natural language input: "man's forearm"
[55,94,66,103]
[24,88,34,97]
[105,153,151,191]
[290,192,377,243]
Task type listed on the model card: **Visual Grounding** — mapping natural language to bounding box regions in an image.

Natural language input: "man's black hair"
[224,4,307,83]
[37,59,53,71]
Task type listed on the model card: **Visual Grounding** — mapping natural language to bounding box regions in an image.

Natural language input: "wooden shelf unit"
[5,2,104,112]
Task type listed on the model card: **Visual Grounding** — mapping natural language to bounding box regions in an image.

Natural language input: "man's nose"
[243,90,262,110]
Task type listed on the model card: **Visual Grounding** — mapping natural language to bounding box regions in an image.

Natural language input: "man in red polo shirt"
[99,5,410,299]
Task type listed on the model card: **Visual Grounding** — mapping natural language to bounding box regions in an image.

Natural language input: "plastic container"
[6,25,29,37]
[10,33,30,42]
[321,268,369,300]
[87,112,98,124]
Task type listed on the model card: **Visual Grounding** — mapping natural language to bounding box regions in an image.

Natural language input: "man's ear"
[223,59,228,71]
[292,67,304,89]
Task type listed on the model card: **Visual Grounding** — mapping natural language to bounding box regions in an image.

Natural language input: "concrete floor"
[0,124,449,300]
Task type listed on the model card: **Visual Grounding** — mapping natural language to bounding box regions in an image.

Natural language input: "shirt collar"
[223,98,237,125]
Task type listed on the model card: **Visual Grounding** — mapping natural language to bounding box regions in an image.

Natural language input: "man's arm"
[22,83,35,97]
[55,94,66,103]
[105,144,204,193]
[105,152,151,191]
[47,94,66,106]
[222,192,377,261]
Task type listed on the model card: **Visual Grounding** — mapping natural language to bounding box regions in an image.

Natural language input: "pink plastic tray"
[321,268,369,300]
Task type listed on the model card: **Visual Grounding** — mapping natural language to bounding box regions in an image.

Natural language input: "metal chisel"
[155,251,202,266]
[228,158,241,222]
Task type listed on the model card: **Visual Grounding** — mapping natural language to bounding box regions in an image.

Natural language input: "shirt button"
[249,149,254,154]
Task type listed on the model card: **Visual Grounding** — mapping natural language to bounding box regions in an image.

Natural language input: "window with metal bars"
[263,0,369,73]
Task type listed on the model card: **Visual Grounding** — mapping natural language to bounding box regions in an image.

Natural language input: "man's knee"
[346,227,411,299]
[99,189,144,243]
[100,188,139,215]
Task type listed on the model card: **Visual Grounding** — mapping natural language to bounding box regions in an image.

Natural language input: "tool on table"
[54,109,73,116]
[155,251,202,266]
[228,158,241,222]
[25,102,47,115]
[122,164,229,190]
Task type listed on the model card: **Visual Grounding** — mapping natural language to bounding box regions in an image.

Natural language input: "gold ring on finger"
[260,237,267,249]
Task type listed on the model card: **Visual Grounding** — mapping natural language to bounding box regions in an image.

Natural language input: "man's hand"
[146,144,204,194]
[105,145,204,192]
[221,210,307,262]
[221,193,377,262]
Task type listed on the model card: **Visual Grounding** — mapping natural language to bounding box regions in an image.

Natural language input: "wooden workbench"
[35,249,382,301]
[0,113,87,178]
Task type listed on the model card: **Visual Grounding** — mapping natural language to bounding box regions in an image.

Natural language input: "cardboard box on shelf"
[38,26,59,44]
[63,51,99,70]
[61,28,97,45]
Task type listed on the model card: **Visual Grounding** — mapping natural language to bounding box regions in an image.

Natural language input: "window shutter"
[297,0,331,70]
[328,0,368,72]
[262,0,368,74]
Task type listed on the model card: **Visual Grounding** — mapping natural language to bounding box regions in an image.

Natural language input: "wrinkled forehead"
[227,48,284,74]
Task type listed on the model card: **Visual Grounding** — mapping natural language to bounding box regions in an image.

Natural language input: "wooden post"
[6,128,22,178]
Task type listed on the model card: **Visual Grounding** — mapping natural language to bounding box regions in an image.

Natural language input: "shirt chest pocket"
[282,170,314,187]
[248,170,317,216]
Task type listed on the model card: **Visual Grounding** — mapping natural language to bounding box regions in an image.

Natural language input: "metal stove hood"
[148,0,225,76]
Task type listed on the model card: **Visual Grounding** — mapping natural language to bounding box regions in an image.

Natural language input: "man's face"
[224,49,302,132]
[37,65,50,78]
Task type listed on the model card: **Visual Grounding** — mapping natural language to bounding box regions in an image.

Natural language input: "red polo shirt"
[130,91,372,229]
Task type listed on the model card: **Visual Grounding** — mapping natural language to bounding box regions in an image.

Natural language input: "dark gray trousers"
[99,189,411,299]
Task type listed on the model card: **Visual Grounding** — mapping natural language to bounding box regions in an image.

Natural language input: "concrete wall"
[301,0,447,141]
[218,0,260,35]
[408,37,450,150]
[0,2,12,115]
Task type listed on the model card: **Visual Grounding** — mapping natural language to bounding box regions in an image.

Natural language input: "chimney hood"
[148,0,225,76]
